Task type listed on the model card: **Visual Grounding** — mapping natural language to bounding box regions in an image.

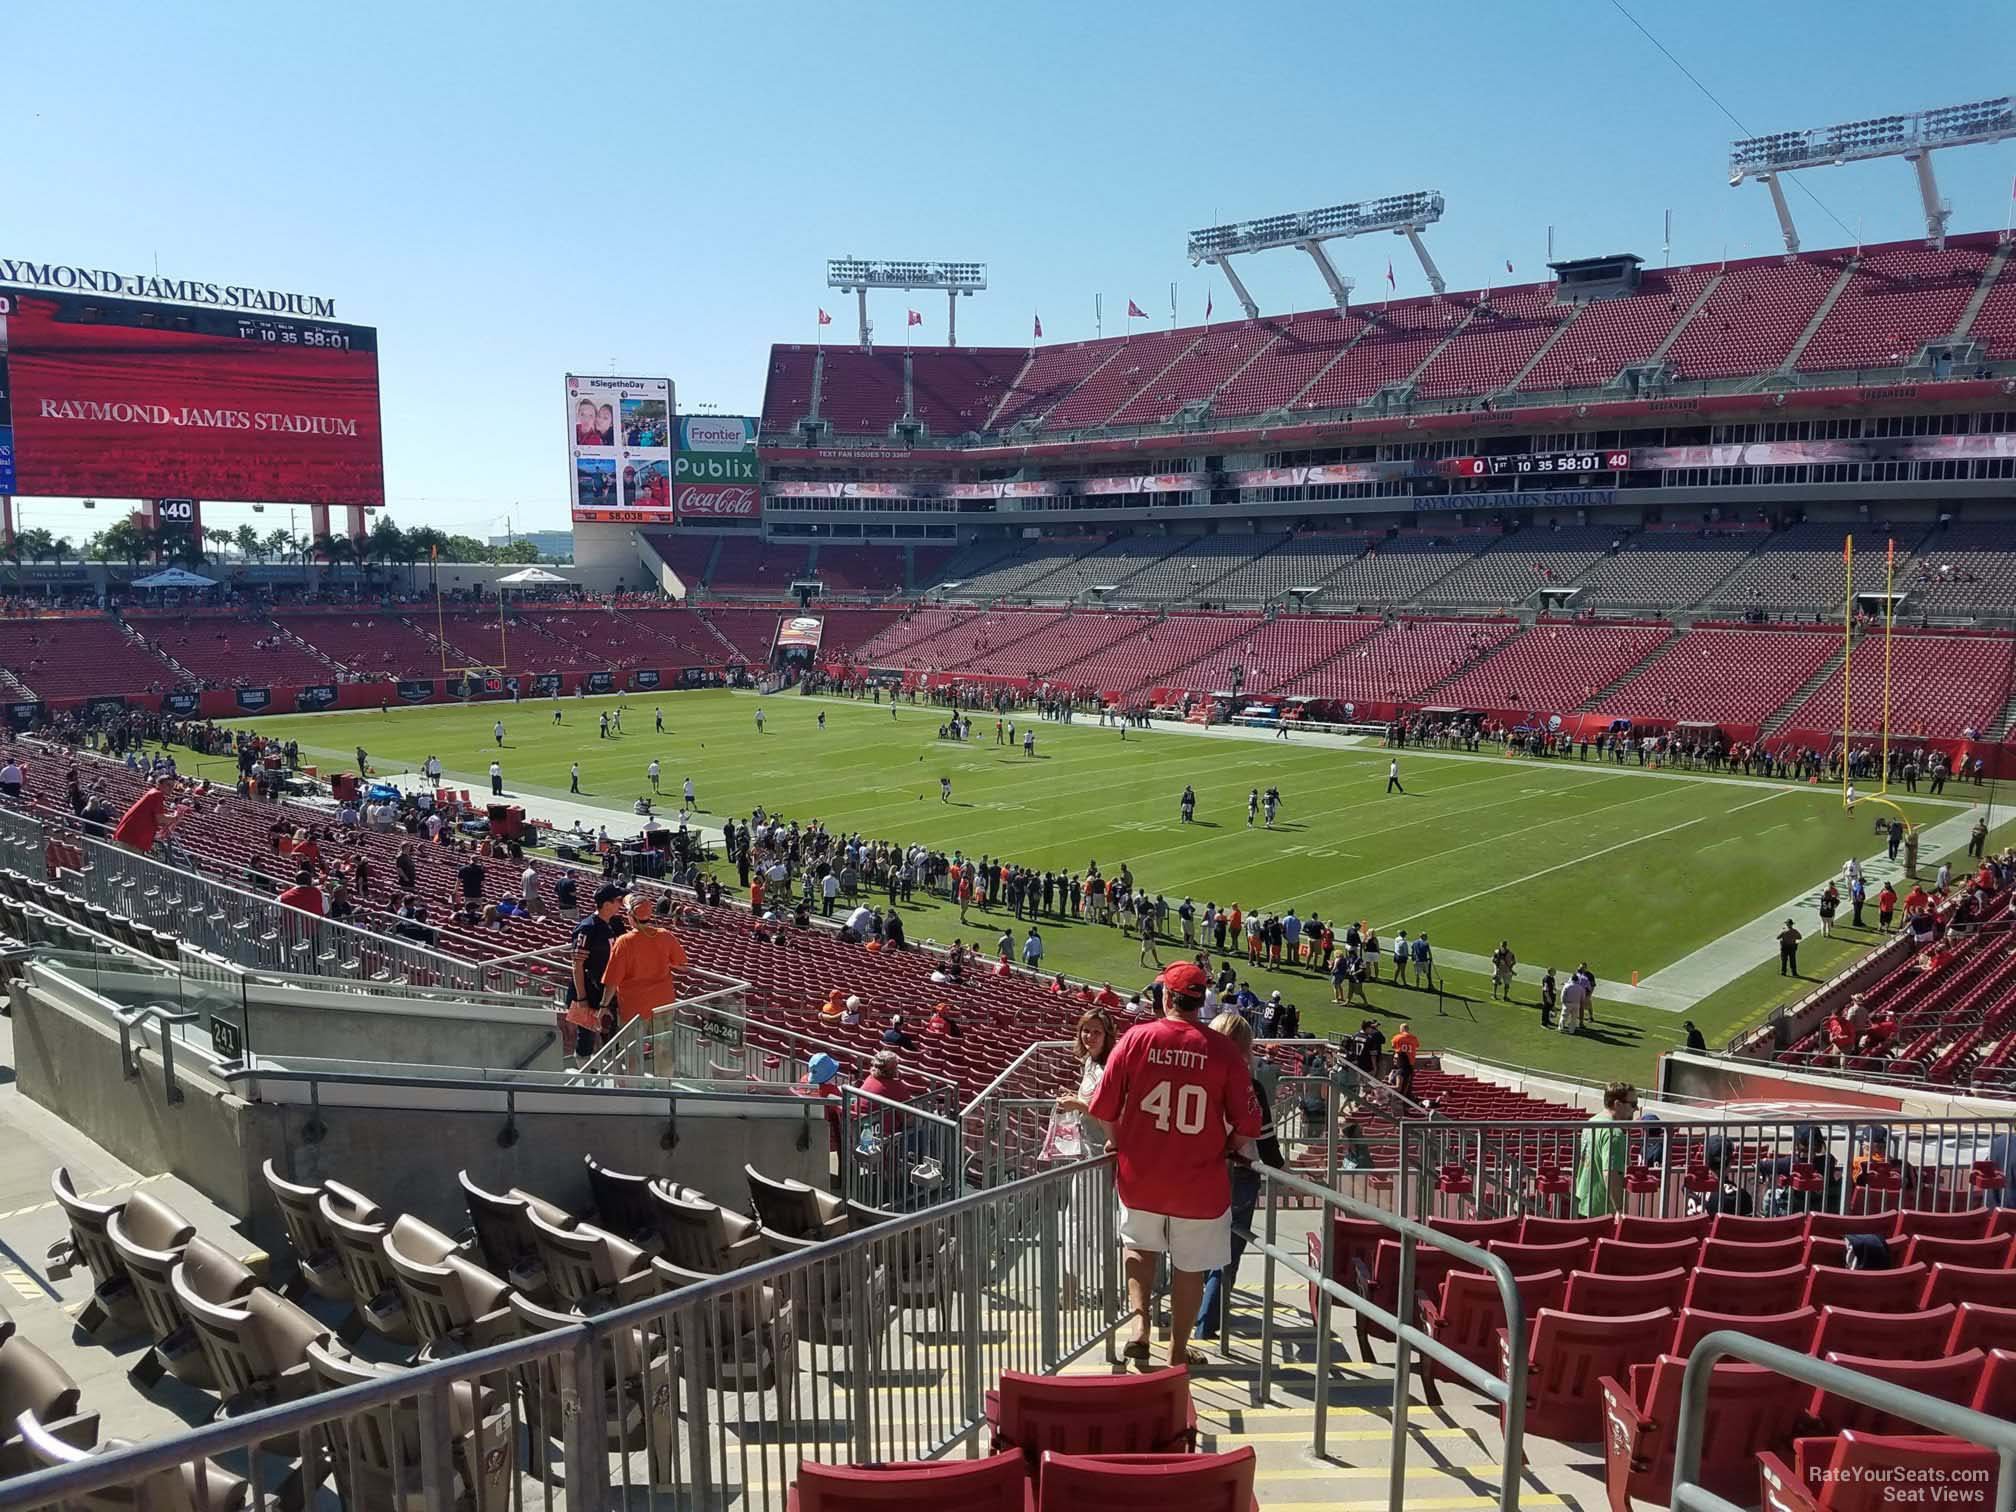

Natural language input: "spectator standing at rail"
[1088,961,1262,1370]
[111,774,186,856]
[599,892,689,1031]
[1194,1009,1283,1342]
[567,884,627,1060]
[1573,1081,1637,1218]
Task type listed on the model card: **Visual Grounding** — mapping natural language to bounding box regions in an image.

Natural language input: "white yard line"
[1637,803,1989,1004]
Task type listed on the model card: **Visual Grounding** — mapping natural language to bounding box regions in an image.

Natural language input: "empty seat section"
[1298,297,1469,410]
[1593,625,1837,729]
[1665,252,1849,379]
[1712,523,1919,614]
[1108,323,1280,426]
[989,343,1123,431]
[1276,617,1521,702]
[707,540,810,596]
[1797,238,1997,372]
[1210,312,1367,418]
[1414,284,1571,399]
[1569,529,1762,610]
[1202,535,1370,604]
[809,547,907,596]
[1777,631,2016,741]
[760,345,821,430]
[1428,622,1671,713]
[1321,535,1483,607]
[815,349,910,434]
[274,611,447,681]
[128,614,335,688]
[1421,527,1617,607]
[906,349,1027,434]
[1519,267,1713,390]
[1158,614,1382,697]
[1043,328,1201,429]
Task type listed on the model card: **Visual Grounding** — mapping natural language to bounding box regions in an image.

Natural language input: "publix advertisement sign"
[675,414,760,513]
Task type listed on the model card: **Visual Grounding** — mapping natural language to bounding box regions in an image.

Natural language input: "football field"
[214,689,1998,1083]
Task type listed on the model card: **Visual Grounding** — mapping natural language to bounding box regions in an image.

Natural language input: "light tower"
[826,258,989,350]
[1729,96,2016,253]
[1186,191,1447,318]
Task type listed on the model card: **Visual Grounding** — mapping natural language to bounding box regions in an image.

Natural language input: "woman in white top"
[1052,1008,1118,1308]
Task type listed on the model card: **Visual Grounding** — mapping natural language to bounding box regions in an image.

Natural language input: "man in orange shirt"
[599,894,689,1029]
[1390,1023,1421,1063]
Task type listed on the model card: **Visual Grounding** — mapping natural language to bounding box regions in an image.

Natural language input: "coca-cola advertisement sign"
[675,482,759,518]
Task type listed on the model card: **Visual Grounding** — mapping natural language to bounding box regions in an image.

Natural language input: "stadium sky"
[7,0,2015,544]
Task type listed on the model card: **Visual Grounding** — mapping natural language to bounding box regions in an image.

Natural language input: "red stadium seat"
[1921,1265,2016,1312]
[1564,1268,1690,1319]
[1520,1216,1615,1246]
[1303,1215,1387,1332]
[1615,1214,1711,1245]
[1903,1234,2015,1271]
[1947,1303,2016,1356]
[1808,1350,1986,1435]
[1900,1209,1996,1243]
[1807,1211,1901,1243]
[1430,1217,1524,1247]
[1487,1238,1596,1277]
[789,1452,1034,1510]
[1975,1348,2016,1420]
[1501,1306,1674,1443]
[1418,1268,1566,1404]
[1810,1306,1960,1363]
[1698,1236,1808,1273]
[1804,1264,1931,1313]
[1601,1355,1809,1512]
[1352,1241,1461,1360]
[1757,1432,2000,1512]
[1670,1307,1818,1359]
[1592,1238,1701,1276]
[1681,1266,1809,1317]
[986,1368,1196,1483]
[1712,1215,1807,1243]
[1035,1449,1258,1512]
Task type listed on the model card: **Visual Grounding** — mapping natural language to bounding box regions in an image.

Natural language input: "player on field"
[598,712,610,739]
[553,707,562,724]
[612,707,623,734]
[818,710,826,730]
[493,720,505,747]
[1263,786,1280,828]
[647,760,660,792]
[1088,961,1263,1369]
[683,776,696,808]
[570,762,581,794]
[1180,784,1196,823]
[1387,758,1404,794]
[755,706,766,734]
[1022,727,1035,757]
[1246,788,1259,828]
[940,776,952,804]
[654,708,664,733]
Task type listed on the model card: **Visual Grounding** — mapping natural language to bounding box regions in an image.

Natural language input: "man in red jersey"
[111,774,184,855]
[1088,960,1263,1368]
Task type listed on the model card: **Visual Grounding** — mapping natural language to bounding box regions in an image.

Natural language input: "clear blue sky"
[7,0,2013,542]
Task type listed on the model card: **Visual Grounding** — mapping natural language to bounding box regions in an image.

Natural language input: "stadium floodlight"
[826,257,990,349]
[1728,97,2016,252]
[1186,191,1446,316]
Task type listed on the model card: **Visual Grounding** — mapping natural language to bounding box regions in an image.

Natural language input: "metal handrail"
[1251,1160,1530,1512]
[1671,1332,2016,1512]
[112,1002,202,1103]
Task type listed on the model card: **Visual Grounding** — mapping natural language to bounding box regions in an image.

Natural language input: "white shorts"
[1118,1202,1232,1273]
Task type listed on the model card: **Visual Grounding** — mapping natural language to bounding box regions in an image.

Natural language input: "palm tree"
[234,524,264,563]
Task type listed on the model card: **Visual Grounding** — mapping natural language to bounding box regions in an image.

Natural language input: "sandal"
[1121,1340,1153,1362]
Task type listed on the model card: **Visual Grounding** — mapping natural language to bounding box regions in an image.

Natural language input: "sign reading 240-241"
[0,428,14,495]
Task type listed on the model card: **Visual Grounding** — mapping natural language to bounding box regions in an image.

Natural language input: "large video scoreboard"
[0,287,384,506]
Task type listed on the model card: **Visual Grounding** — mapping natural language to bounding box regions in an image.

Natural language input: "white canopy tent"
[129,567,219,590]
[494,567,570,586]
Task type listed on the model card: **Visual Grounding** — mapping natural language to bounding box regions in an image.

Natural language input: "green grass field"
[209,689,2002,1086]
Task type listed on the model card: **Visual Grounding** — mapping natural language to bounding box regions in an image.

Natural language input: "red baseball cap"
[1159,961,1210,998]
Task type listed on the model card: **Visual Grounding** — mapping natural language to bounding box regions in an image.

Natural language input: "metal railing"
[1392,1114,2016,1220]
[1671,1333,2016,1512]
[65,829,525,995]
[0,1155,1129,1512]
[1250,1161,1531,1512]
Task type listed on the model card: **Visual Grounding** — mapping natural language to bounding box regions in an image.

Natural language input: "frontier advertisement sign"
[567,374,674,525]
[673,414,760,523]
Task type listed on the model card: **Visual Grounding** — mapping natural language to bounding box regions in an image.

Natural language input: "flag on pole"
[1205,290,1213,320]
[1385,260,1396,290]
[1126,299,1148,319]
[906,309,922,327]
[817,308,832,326]
[1033,312,1043,339]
